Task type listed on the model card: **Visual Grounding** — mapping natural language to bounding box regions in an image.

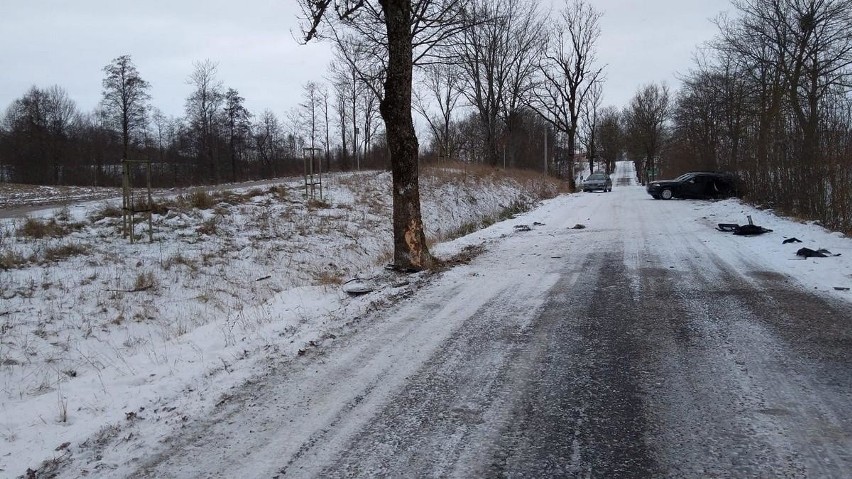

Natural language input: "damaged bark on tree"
[380,0,433,270]
[299,0,435,271]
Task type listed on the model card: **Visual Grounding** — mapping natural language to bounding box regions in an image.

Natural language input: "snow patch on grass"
[0,167,562,475]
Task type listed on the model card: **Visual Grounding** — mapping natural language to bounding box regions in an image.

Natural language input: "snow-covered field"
[0,167,562,476]
[2,161,852,477]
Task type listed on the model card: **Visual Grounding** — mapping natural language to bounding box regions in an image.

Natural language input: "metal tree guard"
[303,147,323,201]
[121,159,154,243]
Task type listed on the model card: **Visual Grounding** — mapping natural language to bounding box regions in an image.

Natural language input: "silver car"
[582,172,612,192]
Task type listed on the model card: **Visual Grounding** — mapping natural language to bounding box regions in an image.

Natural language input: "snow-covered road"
[55,162,852,477]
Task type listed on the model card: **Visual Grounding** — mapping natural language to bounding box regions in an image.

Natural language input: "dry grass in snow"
[0,166,563,473]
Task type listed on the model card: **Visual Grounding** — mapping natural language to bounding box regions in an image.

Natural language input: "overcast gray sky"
[0,0,731,120]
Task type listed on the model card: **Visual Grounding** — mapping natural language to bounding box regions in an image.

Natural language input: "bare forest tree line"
[0,56,393,188]
[599,0,852,233]
[643,0,852,232]
[1,0,609,192]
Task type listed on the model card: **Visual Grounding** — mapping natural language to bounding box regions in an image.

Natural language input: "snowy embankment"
[0,167,561,475]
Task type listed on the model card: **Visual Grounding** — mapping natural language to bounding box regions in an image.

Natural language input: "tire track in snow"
[114,242,564,478]
[307,268,570,477]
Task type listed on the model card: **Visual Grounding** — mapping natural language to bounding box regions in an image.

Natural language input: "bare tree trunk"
[566,127,577,188]
[379,0,433,271]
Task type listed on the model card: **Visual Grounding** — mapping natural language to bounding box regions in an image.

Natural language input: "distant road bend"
[70,162,851,477]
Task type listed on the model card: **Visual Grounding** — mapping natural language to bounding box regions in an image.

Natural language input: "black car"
[646,172,737,200]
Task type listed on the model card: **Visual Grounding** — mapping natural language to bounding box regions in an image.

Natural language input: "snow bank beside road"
[691,198,852,296]
[0,167,561,476]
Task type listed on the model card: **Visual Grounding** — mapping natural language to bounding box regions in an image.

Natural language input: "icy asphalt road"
[77,163,851,478]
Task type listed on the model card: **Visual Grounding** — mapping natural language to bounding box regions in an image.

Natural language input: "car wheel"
[660,188,673,200]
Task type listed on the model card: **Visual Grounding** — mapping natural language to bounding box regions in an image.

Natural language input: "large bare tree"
[722,0,852,213]
[222,88,252,183]
[595,106,622,175]
[185,60,225,183]
[414,63,463,161]
[301,81,324,155]
[456,0,546,166]
[623,83,670,184]
[329,52,360,168]
[580,82,602,174]
[531,0,603,189]
[101,55,150,166]
[255,109,283,177]
[43,85,78,184]
[300,0,465,271]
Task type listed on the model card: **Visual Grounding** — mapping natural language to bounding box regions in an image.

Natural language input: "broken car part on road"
[717,215,772,236]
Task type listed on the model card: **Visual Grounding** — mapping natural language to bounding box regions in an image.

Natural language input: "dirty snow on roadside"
[3,160,852,477]
[0,167,560,476]
[670,193,852,296]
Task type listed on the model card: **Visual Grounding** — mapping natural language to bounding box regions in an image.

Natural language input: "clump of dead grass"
[196,217,219,236]
[312,270,344,285]
[42,244,90,263]
[267,185,289,200]
[307,198,332,209]
[449,221,480,239]
[217,190,245,205]
[89,203,123,222]
[133,271,157,291]
[16,218,69,239]
[162,252,199,271]
[137,199,169,216]
[0,249,28,269]
[180,190,216,210]
[245,187,264,197]
[498,198,533,220]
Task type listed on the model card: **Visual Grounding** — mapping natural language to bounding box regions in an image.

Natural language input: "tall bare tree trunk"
[566,126,577,188]
[379,0,433,271]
